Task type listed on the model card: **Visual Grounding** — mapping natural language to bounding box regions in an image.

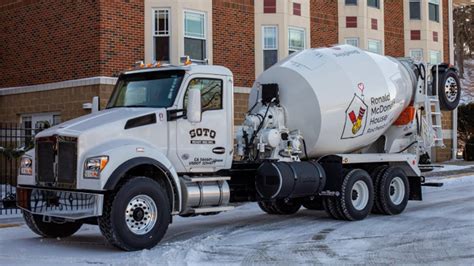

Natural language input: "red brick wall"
[0,0,101,88]
[310,0,338,48]
[442,0,449,63]
[0,0,144,88]
[98,0,144,77]
[384,0,405,57]
[212,0,255,88]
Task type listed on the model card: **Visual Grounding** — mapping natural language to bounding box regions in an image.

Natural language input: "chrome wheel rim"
[125,195,157,235]
[351,180,369,211]
[389,177,405,205]
[444,76,458,103]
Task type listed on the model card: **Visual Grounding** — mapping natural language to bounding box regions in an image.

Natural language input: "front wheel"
[23,212,82,238]
[98,177,171,251]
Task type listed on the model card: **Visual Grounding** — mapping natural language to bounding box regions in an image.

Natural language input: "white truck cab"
[16,45,461,251]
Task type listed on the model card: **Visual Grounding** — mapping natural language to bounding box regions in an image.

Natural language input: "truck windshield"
[106,70,185,108]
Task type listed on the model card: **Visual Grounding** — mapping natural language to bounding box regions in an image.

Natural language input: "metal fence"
[0,123,42,215]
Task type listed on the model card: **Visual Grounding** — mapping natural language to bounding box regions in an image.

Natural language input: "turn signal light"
[394,106,416,126]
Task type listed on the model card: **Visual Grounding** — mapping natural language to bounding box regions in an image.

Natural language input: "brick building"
[0,0,456,161]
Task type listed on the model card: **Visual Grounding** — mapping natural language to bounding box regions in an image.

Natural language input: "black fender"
[103,157,180,213]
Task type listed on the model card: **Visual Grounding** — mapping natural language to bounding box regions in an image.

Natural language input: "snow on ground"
[0,174,473,265]
[431,163,474,172]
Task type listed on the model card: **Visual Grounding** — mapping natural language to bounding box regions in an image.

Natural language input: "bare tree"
[454,4,473,76]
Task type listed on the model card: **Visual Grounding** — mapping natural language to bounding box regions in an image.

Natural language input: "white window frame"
[409,0,421,20]
[409,48,423,61]
[184,10,206,40]
[262,25,278,70]
[428,0,440,22]
[153,8,170,36]
[288,27,306,53]
[367,0,380,9]
[345,0,357,6]
[152,8,171,62]
[429,50,441,65]
[262,25,278,50]
[345,37,359,47]
[183,10,207,61]
[367,39,382,54]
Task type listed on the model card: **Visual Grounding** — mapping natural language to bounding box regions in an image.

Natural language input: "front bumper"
[17,187,103,220]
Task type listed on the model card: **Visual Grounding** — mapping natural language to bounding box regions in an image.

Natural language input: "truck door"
[176,75,230,172]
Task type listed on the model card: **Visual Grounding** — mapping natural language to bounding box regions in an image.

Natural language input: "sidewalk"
[425,160,474,178]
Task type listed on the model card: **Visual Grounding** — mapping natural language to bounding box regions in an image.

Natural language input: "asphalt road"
[0,174,472,265]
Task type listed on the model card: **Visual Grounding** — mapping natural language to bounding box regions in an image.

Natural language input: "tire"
[323,198,345,220]
[435,69,461,111]
[98,177,171,251]
[375,167,410,215]
[258,199,301,215]
[370,165,388,214]
[257,201,278,214]
[23,212,82,238]
[302,198,324,210]
[337,169,374,221]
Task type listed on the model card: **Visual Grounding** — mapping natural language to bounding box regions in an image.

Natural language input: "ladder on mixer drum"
[422,64,445,148]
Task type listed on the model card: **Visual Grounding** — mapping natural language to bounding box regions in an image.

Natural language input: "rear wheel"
[370,165,388,214]
[23,212,82,238]
[375,167,410,215]
[323,198,344,219]
[258,199,301,215]
[302,198,324,210]
[98,177,171,251]
[338,169,374,221]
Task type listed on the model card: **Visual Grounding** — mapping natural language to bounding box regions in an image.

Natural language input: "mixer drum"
[250,45,416,157]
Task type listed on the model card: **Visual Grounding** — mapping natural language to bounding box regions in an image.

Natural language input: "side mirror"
[186,88,201,123]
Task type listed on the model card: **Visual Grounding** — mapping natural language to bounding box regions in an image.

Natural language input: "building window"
[371,18,378,30]
[293,2,301,16]
[368,39,382,54]
[288,27,305,54]
[264,0,276,13]
[345,38,359,47]
[153,9,170,62]
[345,0,357,5]
[21,113,61,144]
[409,49,423,61]
[410,30,421,40]
[184,11,206,61]
[429,0,439,22]
[367,0,380,8]
[409,0,421,20]
[429,50,441,64]
[263,26,278,70]
[346,16,357,28]
[53,115,61,125]
[433,31,439,42]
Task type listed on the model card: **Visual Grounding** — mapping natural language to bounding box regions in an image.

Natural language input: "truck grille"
[36,136,78,188]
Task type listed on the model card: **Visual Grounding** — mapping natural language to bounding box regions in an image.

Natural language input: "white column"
[448,0,457,160]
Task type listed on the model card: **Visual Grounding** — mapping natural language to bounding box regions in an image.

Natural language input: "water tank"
[249,45,416,157]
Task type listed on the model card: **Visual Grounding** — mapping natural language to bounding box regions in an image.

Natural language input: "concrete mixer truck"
[16,45,461,250]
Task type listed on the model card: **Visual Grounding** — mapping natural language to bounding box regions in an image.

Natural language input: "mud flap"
[408,176,422,201]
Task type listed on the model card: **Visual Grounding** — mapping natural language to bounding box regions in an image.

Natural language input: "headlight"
[20,157,33,175]
[84,156,109,179]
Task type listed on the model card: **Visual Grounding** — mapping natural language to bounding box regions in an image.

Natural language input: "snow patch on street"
[0,175,472,265]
